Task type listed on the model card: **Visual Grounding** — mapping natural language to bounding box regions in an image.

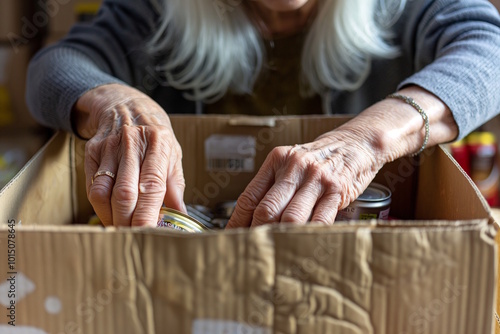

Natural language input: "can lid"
[357,183,391,202]
[159,208,209,232]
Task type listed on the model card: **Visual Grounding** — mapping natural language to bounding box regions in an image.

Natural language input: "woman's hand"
[73,84,186,227]
[226,86,458,228]
[226,127,386,227]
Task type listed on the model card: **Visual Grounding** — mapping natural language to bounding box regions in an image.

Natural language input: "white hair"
[148,0,407,101]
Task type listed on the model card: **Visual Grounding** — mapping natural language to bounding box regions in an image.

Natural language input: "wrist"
[316,124,387,171]
[72,84,127,139]
[332,86,458,164]
[386,94,429,156]
[72,84,157,139]
[339,102,425,165]
[318,106,423,167]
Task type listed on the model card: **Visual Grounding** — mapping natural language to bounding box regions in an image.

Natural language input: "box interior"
[0,115,493,227]
[0,116,497,334]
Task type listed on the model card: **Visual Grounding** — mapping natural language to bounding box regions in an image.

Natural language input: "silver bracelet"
[386,93,430,156]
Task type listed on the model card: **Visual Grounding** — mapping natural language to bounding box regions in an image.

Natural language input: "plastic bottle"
[467,132,499,207]
[450,139,470,175]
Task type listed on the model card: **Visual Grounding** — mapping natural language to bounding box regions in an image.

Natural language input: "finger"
[86,139,119,227]
[280,180,323,224]
[111,126,143,227]
[310,191,342,225]
[164,155,187,213]
[226,157,277,229]
[130,130,169,227]
[84,143,99,198]
[250,176,300,227]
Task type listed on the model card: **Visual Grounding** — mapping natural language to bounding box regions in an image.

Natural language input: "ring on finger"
[92,170,116,185]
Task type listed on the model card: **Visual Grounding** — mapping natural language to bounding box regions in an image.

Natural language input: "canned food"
[214,200,237,219]
[186,204,217,228]
[157,208,209,232]
[336,183,391,221]
[211,218,229,229]
[187,204,214,220]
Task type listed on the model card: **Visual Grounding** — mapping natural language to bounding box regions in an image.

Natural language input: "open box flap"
[415,144,494,224]
[0,131,74,227]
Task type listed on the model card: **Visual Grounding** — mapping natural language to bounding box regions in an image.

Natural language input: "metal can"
[157,208,209,232]
[214,200,237,219]
[336,183,392,221]
[210,218,229,229]
[186,204,217,229]
[467,132,500,207]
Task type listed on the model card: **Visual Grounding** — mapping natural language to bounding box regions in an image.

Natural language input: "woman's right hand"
[73,83,186,227]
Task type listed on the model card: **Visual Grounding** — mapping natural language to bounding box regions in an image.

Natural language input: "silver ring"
[92,170,116,185]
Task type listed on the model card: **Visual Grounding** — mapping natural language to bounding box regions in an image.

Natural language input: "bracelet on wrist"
[386,93,430,156]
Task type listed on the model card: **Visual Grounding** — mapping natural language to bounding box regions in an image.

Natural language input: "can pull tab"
[228,116,276,127]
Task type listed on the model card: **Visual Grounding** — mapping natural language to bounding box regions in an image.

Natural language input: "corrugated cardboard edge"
[0,131,74,226]
[419,146,499,333]
[443,146,495,226]
[492,209,500,334]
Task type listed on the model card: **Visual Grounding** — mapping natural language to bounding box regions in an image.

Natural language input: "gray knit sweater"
[26,0,500,140]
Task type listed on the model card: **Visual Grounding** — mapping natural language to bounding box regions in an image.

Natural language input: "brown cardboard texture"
[492,209,500,334]
[42,32,67,48]
[0,115,497,333]
[491,0,500,12]
[0,1,26,42]
[0,45,40,130]
[0,131,50,189]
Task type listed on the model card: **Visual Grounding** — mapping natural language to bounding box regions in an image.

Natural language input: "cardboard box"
[0,115,498,333]
[0,44,41,131]
[42,32,67,48]
[0,1,27,42]
[493,209,500,334]
[491,0,500,12]
[48,0,102,35]
[0,131,50,190]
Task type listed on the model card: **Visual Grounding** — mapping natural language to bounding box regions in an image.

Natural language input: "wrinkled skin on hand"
[77,84,454,229]
[77,84,186,227]
[227,128,385,228]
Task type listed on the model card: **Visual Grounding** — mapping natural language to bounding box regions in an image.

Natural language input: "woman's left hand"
[226,126,386,227]
[225,86,458,228]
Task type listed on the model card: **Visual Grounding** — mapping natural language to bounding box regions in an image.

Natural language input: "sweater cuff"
[398,61,500,141]
[26,47,127,134]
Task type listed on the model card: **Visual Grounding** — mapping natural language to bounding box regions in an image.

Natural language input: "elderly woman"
[27,0,500,228]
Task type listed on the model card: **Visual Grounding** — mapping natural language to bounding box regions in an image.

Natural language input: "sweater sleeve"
[398,0,500,140]
[26,0,161,133]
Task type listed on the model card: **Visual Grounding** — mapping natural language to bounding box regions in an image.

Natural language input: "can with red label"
[336,183,392,221]
[450,139,471,175]
[467,132,500,207]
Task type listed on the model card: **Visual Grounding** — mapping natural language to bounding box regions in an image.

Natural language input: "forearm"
[400,0,500,139]
[73,83,132,139]
[26,47,123,133]
[323,85,458,165]
[27,0,161,133]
